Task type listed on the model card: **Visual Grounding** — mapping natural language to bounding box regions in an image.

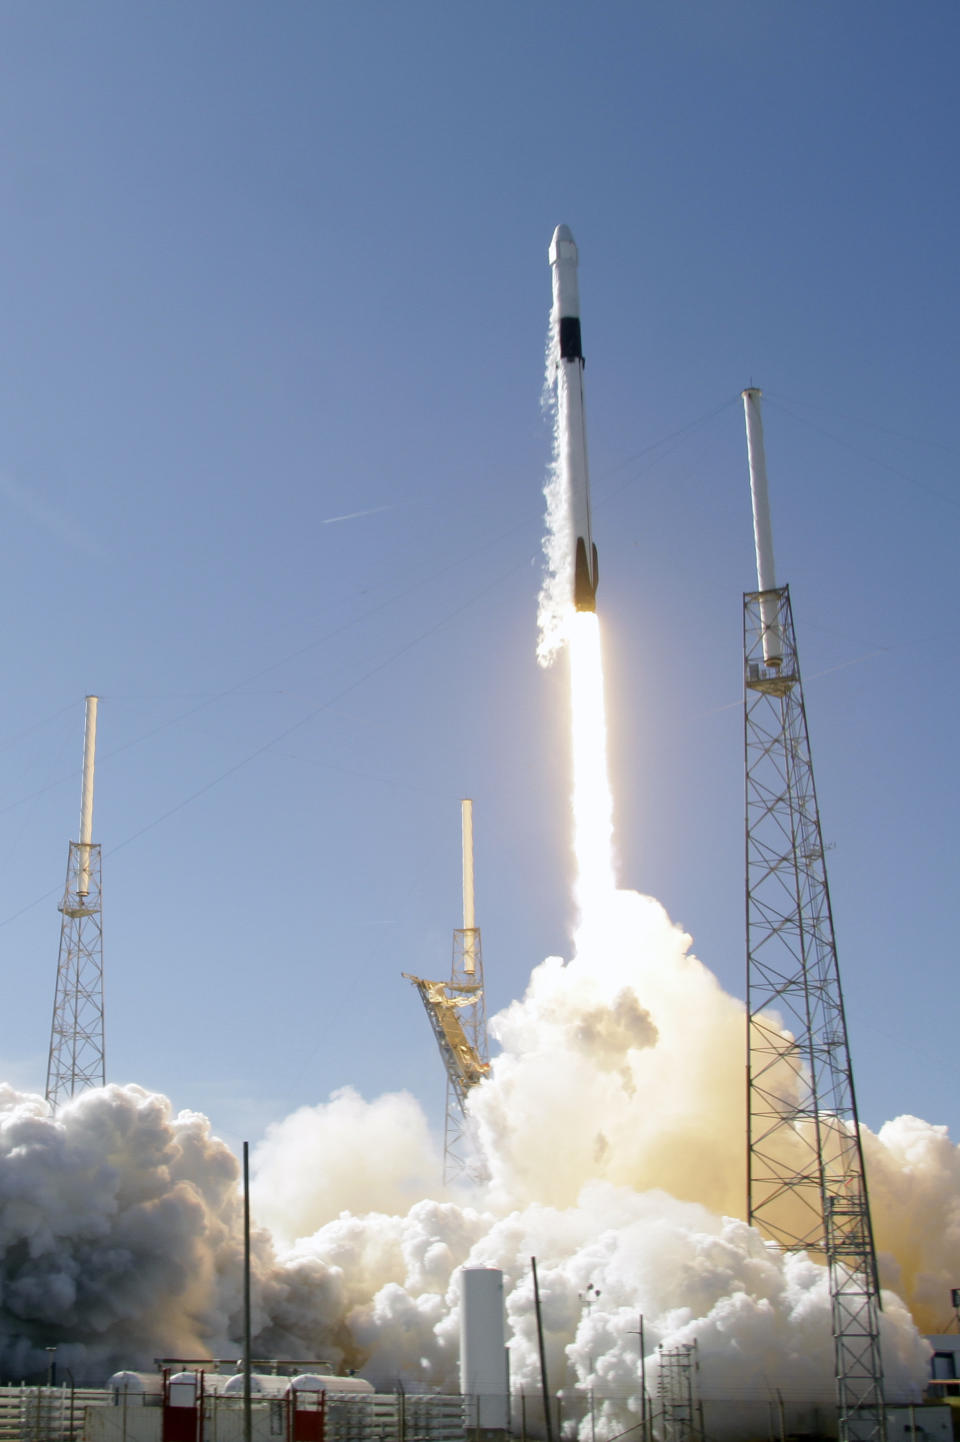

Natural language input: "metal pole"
[741,389,782,667]
[531,1258,554,1442]
[462,800,476,973]
[78,696,99,897]
[65,1370,75,1442]
[640,1316,648,1442]
[243,1142,252,1442]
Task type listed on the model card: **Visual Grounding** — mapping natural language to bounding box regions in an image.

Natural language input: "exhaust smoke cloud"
[0,904,950,1416]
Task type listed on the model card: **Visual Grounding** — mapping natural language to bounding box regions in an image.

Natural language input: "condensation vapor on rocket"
[742,389,783,666]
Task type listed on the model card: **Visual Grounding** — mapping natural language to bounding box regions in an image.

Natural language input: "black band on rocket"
[559,317,582,361]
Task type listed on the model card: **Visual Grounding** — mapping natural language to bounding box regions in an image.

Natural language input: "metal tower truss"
[656,1342,699,1442]
[445,925,489,1180]
[46,840,105,1109]
[745,584,885,1442]
[404,926,490,1183]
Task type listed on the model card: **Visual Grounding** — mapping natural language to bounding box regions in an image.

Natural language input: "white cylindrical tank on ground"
[289,1374,374,1395]
[460,1267,509,1433]
[107,1371,161,1402]
[222,1373,289,1398]
[288,1374,329,1397]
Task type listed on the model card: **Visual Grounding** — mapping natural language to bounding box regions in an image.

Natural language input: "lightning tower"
[46,695,105,1110]
[742,391,885,1442]
[404,800,490,1181]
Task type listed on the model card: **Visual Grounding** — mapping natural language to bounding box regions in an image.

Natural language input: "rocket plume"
[569,614,617,917]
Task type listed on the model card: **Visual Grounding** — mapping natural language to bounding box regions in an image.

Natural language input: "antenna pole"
[78,695,98,897]
[462,799,476,973]
[742,388,782,667]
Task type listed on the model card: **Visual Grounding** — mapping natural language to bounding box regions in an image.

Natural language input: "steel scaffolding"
[443,924,489,1180]
[46,839,105,1108]
[656,1343,700,1442]
[404,929,490,1183]
[745,584,885,1442]
[404,801,490,1182]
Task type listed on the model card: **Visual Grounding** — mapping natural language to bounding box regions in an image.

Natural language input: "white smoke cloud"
[251,1086,443,1247]
[865,1115,960,1332]
[0,1084,251,1380]
[0,887,950,1422]
[472,893,748,1217]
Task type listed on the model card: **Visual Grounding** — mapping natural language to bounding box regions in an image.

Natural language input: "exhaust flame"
[569,612,616,917]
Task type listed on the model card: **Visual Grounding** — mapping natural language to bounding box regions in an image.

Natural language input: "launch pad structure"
[656,1342,703,1442]
[404,800,490,1182]
[46,696,105,1111]
[742,392,885,1442]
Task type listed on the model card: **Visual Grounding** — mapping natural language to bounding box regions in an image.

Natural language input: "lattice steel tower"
[404,800,490,1182]
[656,1342,701,1442]
[46,695,105,1110]
[742,391,885,1442]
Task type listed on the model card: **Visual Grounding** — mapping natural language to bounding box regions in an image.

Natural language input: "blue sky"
[0,2,956,1153]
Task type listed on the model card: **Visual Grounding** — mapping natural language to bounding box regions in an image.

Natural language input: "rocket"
[549,223,599,613]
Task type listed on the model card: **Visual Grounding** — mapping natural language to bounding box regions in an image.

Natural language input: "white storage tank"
[107,1372,162,1404]
[460,1267,509,1437]
[289,1373,374,1395]
[222,1373,290,1398]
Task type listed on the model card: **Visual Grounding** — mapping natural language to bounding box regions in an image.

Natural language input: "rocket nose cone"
[549,224,578,267]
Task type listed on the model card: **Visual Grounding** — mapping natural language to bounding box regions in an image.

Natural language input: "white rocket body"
[549,224,598,612]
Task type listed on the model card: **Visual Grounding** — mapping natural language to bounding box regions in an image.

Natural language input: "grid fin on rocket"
[549,224,599,613]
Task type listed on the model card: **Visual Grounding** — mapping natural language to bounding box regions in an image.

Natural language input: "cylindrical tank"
[289,1374,373,1395]
[107,1371,162,1404]
[222,1374,288,1398]
[460,1267,509,1434]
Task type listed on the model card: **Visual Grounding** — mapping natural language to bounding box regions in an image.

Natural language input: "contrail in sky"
[322,504,394,525]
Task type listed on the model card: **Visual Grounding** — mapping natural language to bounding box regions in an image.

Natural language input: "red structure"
[290,1385,325,1442]
[161,1370,203,1442]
